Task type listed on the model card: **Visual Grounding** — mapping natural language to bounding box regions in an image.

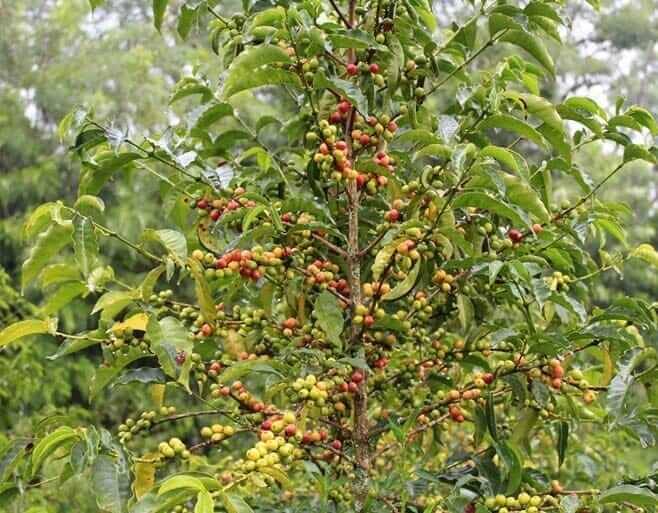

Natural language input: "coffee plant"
[2,0,658,512]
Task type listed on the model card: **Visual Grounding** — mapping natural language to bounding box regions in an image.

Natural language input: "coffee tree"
[2,0,658,512]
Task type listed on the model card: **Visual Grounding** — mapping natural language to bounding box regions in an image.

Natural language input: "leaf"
[599,485,658,508]
[187,258,216,323]
[556,421,569,467]
[147,316,192,379]
[153,0,168,31]
[494,441,523,495]
[177,4,199,39]
[114,368,166,386]
[502,175,550,222]
[22,222,74,291]
[623,144,656,164]
[631,243,658,268]
[133,459,156,499]
[224,45,299,98]
[607,347,643,422]
[90,350,150,400]
[457,294,473,331]
[479,146,521,174]
[159,475,207,495]
[372,242,397,281]
[31,427,79,475]
[92,290,137,317]
[92,453,130,513]
[141,265,165,301]
[48,332,103,360]
[485,393,498,441]
[313,291,344,346]
[220,492,254,513]
[258,467,292,489]
[144,229,187,265]
[328,29,386,50]
[72,217,99,277]
[382,259,421,301]
[195,490,214,513]
[314,71,368,116]
[500,29,555,76]
[0,319,55,348]
[44,281,87,315]
[24,203,56,239]
[479,114,548,150]
[453,192,525,227]
[217,360,285,385]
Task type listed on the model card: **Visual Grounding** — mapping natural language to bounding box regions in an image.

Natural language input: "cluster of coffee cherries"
[432,269,457,293]
[117,410,158,442]
[199,423,237,443]
[548,271,573,292]
[291,374,331,407]
[104,327,150,357]
[158,437,190,460]
[483,492,551,513]
[302,259,349,295]
[346,60,385,86]
[349,114,398,150]
[311,138,356,182]
[194,187,255,223]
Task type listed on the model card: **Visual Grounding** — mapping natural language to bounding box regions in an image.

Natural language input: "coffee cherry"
[508,229,523,243]
[351,371,364,384]
[346,63,359,76]
[369,63,380,73]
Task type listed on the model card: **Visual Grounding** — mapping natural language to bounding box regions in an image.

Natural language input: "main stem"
[343,0,369,508]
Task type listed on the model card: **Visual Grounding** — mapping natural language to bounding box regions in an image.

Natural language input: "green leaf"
[479,114,548,150]
[153,0,168,31]
[313,291,344,346]
[631,243,658,268]
[144,229,187,265]
[623,144,656,164]
[500,29,555,76]
[563,96,607,120]
[177,4,199,39]
[0,319,55,348]
[92,290,137,317]
[382,259,421,301]
[372,242,397,281]
[147,316,192,379]
[44,281,87,315]
[217,360,285,385]
[31,427,79,476]
[22,222,74,292]
[502,175,550,223]
[258,467,292,489]
[607,347,643,422]
[141,265,166,301]
[494,441,523,495]
[220,492,254,513]
[507,92,563,134]
[72,217,99,277]
[485,392,498,441]
[159,475,207,495]
[556,421,568,467]
[187,258,216,323]
[23,203,57,240]
[195,490,214,513]
[92,454,130,513]
[453,192,525,227]
[626,106,658,135]
[48,332,104,360]
[328,29,386,50]
[223,45,299,98]
[489,13,523,36]
[457,294,473,331]
[479,146,521,174]
[314,71,368,116]
[599,486,658,508]
[90,350,150,400]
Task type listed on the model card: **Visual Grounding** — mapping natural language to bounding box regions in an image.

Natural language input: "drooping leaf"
[313,291,344,346]
[0,319,55,348]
